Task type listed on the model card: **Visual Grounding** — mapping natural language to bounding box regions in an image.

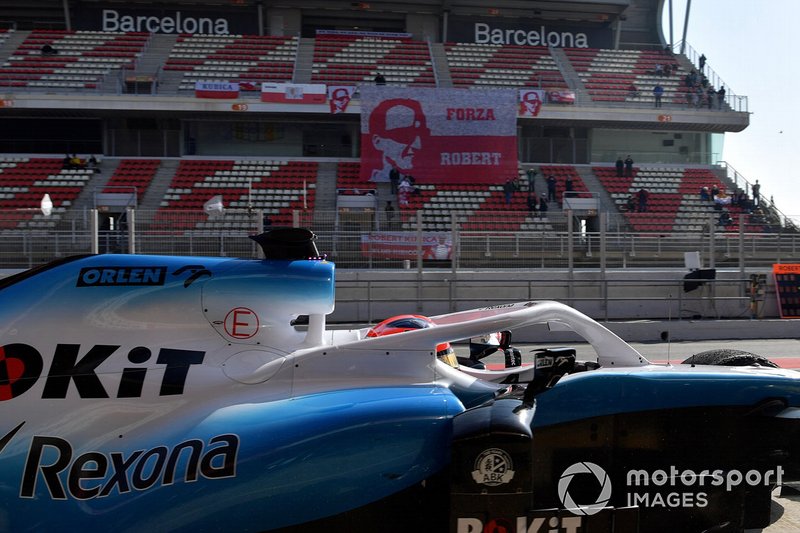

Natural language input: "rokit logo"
[456,516,582,533]
[0,343,205,400]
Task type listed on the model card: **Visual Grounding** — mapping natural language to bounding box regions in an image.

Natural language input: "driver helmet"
[367,314,457,367]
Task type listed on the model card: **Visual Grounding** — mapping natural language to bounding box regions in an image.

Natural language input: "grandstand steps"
[312,161,339,210]
[0,30,27,64]
[549,47,589,102]
[137,34,179,79]
[429,43,452,88]
[68,159,121,212]
[293,38,315,84]
[140,159,180,210]
[575,166,616,213]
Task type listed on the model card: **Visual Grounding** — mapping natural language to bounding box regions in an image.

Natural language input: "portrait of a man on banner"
[359,87,518,184]
[366,98,430,182]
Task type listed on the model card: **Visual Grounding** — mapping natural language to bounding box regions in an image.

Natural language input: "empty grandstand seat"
[445,42,568,90]
[165,34,299,91]
[156,159,317,232]
[1,30,149,90]
[311,36,435,87]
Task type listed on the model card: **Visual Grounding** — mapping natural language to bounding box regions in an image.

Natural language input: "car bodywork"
[0,230,799,532]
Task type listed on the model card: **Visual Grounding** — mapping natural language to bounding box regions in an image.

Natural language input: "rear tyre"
[682,349,779,368]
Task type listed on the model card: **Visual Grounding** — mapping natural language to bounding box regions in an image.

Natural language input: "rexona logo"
[102,9,230,34]
[474,22,589,47]
[0,344,204,401]
[18,433,238,500]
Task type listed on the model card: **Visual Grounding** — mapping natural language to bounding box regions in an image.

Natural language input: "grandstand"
[0,0,797,320]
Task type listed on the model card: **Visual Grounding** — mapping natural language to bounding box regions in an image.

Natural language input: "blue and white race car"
[0,228,798,532]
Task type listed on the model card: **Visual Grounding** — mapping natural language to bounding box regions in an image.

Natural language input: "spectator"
[615,157,624,177]
[627,83,639,99]
[699,53,706,72]
[637,188,649,212]
[700,186,710,201]
[41,44,57,56]
[626,194,636,212]
[717,85,726,109]
[374,73,386,86]
[710,184,720,201]
[398,176,412,206]
[752,179,761,206]
[538,194,548,212]
[389,166,400,195]
[62,154,71,169]
[87,154,100,173]
[719,210,732,227]
[503,178,515,205]
[653,84,664,108]
[624,155,634,177]
[564,175,574,197]
[706,86,715,109]
[527,193,538,213]
[546,174,557,202]
[526,167,537,189]
[654,63,664,76]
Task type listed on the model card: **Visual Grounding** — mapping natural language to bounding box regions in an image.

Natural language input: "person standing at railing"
[752,180,761,207]
[615,156,624,177]
[546,175,557,202]
[717,86,726,109]
[699,53,706,73]
[637,188,649,213]
[624,155,634,177]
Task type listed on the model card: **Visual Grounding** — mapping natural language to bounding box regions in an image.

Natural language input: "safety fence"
[0,208,798,271]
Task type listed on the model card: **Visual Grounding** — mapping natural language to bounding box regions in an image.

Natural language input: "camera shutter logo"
[471,448,515,486]
[558,462,612,515]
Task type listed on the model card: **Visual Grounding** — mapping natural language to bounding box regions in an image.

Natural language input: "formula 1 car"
[1,228,799,533]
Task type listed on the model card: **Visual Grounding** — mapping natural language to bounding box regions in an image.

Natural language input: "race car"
[0,227,799,533]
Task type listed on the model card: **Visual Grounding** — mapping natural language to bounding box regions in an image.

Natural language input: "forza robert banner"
[359,86,518,184]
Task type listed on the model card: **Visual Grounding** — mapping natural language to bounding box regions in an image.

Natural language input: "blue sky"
[663,0,800,222]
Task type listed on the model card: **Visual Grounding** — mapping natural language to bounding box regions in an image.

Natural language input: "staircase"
[0,30,27,63]
[549,47,589,104]
[140,159,180,210]
[69,159,122,212]
[429,42,452,88]
[293,37,315,84]
[312,161,339,210]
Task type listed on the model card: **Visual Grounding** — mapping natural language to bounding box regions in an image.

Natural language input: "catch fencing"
[1,208,798,272]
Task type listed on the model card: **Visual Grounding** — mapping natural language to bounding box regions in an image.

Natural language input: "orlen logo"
[77,266,166,287]
[0,344,204,401]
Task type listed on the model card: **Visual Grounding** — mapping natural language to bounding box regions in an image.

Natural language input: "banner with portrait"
[519,89,544,116]
[359,86,518,184]
[328,85,356,114]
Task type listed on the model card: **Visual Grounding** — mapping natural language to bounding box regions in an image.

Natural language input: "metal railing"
[1,208,798,271]
[333,276,756,324]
